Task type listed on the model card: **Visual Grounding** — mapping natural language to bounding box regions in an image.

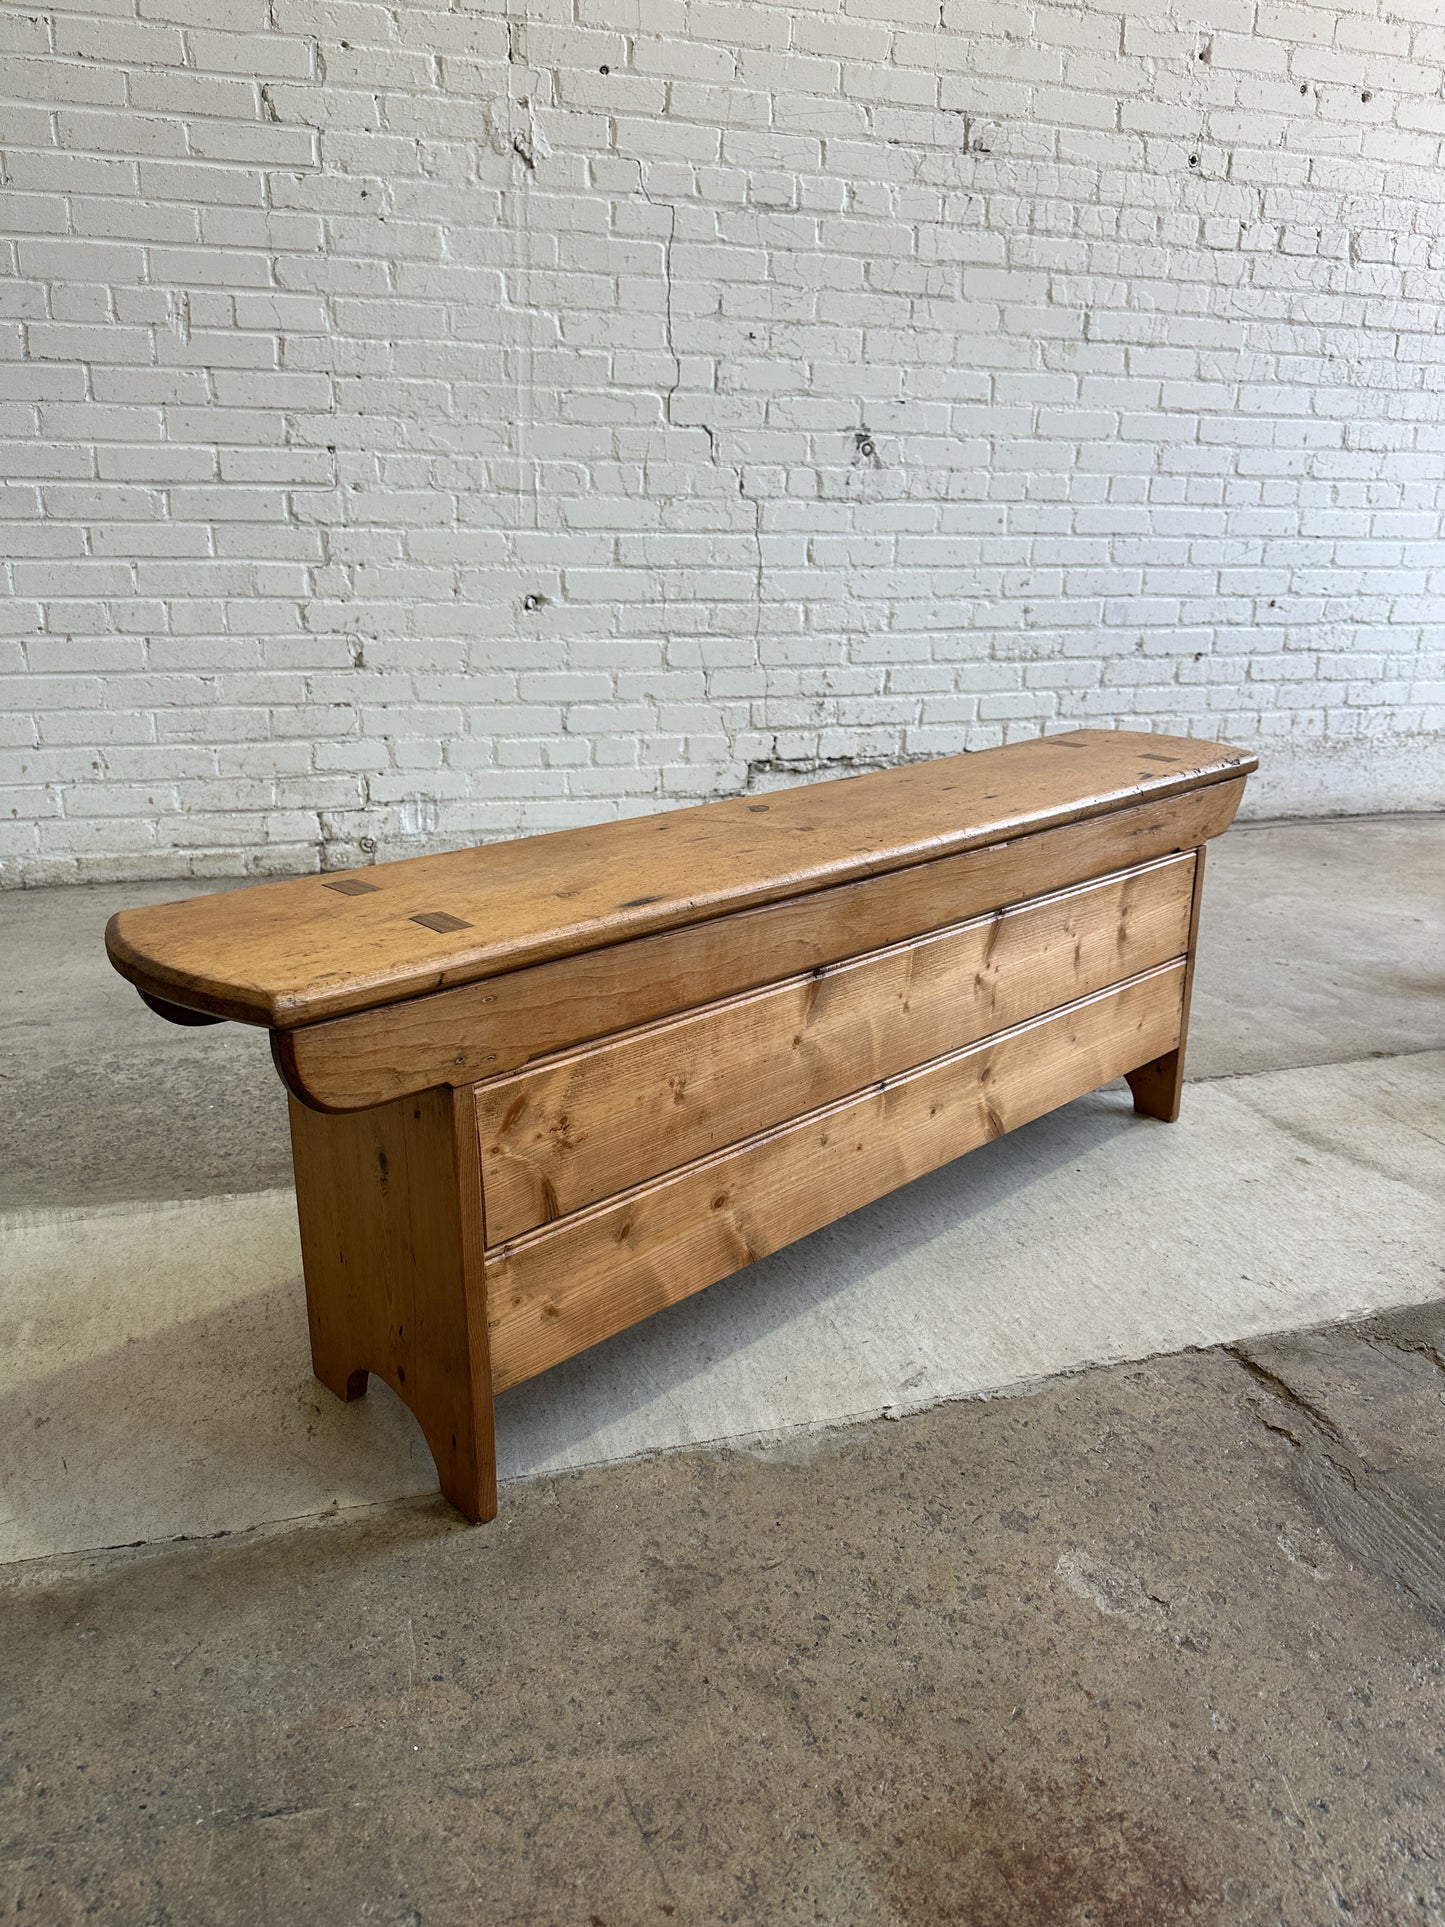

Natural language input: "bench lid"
[106,728,1255,1029]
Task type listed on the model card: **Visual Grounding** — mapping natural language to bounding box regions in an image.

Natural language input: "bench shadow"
[0,1263,443,1562]
[493,1084,1146,1479]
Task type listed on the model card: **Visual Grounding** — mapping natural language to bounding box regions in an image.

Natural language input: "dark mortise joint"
[105,730,1255,1523]
[410,911,472,933]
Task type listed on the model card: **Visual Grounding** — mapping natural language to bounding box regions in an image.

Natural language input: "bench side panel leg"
[1125,844,1207,1124]
[288,1085,497,1522]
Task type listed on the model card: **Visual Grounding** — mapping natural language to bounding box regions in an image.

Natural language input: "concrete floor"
[2,814,1444,1922]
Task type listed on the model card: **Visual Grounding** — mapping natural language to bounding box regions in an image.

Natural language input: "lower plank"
[484,959,1186,1393]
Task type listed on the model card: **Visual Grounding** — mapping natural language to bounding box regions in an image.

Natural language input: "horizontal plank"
[279,775,1244,1113]
[478,852,1196,1243]
[484,960,1186,1393]
[108,730,1254,1028]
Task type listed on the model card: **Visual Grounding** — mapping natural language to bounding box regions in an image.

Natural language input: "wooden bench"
[107,728,1255,1521]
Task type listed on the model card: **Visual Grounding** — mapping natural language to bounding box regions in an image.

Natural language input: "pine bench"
[107,728,1255,1521]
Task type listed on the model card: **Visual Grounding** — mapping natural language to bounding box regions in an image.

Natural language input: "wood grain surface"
[108,730,1255,1029]
[484,960,1187,1393]
[1126,844,1209,1124]
[278,776,1245,1112]
[288,1085,497,1521]
[477,853,1196,1242]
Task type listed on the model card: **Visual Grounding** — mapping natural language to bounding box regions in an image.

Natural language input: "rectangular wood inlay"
[411,911,473,933]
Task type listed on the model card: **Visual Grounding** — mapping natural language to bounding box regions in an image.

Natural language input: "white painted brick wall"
[2,0,1443,883]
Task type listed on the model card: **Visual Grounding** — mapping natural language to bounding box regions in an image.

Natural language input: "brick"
[186,29,317,79]
[129,68,261,118]
[0,55,127,106]
[17,238,147,283]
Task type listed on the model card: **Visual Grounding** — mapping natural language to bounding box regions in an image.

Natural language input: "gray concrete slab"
[1188,813,1445,1080]
[3,816,1441,1210]
[9,1324,1445,1924]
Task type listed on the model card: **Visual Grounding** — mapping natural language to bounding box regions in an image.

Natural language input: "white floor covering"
[2,1050,1442,1564]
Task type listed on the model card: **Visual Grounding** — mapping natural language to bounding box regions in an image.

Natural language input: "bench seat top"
[106,728,1255,1029]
